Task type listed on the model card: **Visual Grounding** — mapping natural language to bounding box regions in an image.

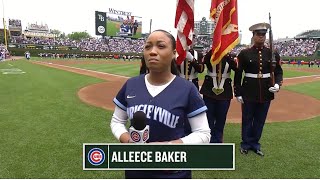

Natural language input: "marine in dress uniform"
[177,48,204,90]
[200,50,237,143]
[234,23,283,156]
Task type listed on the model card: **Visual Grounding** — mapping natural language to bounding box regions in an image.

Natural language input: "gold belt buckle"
[258,73,263,78]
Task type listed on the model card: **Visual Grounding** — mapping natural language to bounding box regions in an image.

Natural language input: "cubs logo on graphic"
[88,148,105,166]
[130,131,141,142]
[143,129,149,141]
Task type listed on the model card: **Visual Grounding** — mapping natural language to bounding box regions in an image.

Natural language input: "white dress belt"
[207,72,231,78]
[180,74,197,80]
[245,73,271,78]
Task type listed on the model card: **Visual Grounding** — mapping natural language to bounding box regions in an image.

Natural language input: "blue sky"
[1,0,319,44]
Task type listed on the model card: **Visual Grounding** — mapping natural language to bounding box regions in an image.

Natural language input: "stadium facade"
[194,17,242,44]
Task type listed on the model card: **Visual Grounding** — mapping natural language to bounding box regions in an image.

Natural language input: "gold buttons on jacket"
[257,49,263,77]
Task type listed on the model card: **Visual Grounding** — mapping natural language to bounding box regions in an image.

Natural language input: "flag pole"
[2,0,7,49]
[149,19,152,34]
[186,55,189,80]
[3,18,7,49]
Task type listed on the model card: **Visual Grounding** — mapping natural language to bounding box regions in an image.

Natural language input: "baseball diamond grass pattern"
[69,61,319,80]
[0,60,319,178]
[72,63,141,77]
[284,81,320,99]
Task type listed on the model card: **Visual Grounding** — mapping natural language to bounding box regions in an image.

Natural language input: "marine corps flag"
[175,0,194,65]
[210,0,239,65]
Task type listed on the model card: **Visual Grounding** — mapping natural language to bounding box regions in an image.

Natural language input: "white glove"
[268,83,280,93]
[236,96,244,104]
[186,51,194,62]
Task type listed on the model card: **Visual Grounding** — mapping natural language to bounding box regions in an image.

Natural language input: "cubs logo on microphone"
[88,148,105,166]
[143,129,149,142]
[130,131,141,142]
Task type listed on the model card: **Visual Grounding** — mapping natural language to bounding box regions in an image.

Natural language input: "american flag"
[174,0,194,65]
[210,0,239,65]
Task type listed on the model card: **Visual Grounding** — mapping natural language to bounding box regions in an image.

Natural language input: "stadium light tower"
[2,0,8,49]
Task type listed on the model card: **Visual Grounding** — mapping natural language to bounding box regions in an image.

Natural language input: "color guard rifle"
[269,12,276,86]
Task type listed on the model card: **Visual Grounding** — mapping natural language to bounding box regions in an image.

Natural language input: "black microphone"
[129,111,149,143]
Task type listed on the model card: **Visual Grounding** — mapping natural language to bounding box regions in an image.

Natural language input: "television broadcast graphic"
[106,8,142,38]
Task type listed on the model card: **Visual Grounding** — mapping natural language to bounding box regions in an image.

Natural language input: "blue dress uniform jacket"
[234,46,283,102]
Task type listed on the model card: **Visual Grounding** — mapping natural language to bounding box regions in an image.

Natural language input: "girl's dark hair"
[139,56,148,75]
[170,60,179,75]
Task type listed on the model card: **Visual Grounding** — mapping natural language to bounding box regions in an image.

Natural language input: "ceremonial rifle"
[269,12,276,86]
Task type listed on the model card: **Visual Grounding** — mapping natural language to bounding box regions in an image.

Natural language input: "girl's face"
[143,31,176,73]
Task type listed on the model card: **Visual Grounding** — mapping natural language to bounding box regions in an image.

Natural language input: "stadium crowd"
[5,34,320,59]
[274,39,319,57]
[10,36,145,53]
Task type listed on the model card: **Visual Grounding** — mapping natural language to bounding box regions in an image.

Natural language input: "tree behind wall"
[67,31,91,41]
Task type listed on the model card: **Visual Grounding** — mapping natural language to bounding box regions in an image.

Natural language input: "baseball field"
[0,57,319,178]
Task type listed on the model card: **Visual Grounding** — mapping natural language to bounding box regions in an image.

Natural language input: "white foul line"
[37,61,129,79]
[284,75,320,80]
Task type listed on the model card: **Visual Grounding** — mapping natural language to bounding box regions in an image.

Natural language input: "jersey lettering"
[127,105,180,128]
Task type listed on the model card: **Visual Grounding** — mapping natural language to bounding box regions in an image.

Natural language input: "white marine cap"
[249,22,271,33]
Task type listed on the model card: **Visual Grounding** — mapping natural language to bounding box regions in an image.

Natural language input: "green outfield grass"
[0,60,319,178]
[67,61,318,79]
[284,81,320,99]
[71,63,141,77]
